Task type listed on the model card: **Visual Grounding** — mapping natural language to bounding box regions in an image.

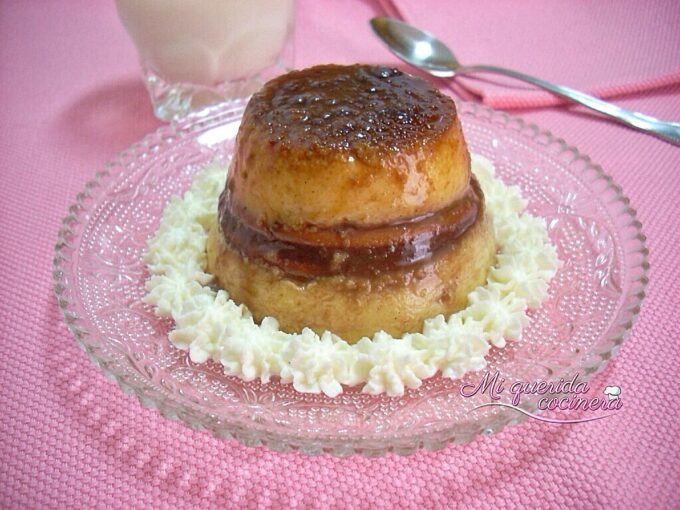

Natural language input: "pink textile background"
[1,1,679,509]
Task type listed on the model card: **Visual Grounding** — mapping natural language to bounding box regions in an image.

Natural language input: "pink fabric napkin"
[381,0,680,108]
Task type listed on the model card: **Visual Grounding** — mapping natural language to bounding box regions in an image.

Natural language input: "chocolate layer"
[218,177,484,279]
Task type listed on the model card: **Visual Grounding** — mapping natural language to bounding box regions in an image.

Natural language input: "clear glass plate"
[53,100,648,456]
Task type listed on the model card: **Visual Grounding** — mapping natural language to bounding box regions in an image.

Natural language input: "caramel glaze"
[218,176,485,280]
[246,64,457,163]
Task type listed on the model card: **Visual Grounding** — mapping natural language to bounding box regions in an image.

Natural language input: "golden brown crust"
[228,64,470,227]
[206,213,497,343]
[246,64,456,156]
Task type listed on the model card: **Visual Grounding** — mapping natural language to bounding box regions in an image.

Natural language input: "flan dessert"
[206,64,496,342]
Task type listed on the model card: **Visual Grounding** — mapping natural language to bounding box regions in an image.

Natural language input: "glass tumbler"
[115,0,295,121]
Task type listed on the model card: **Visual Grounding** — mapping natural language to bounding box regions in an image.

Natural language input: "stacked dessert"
[207,64,496,342]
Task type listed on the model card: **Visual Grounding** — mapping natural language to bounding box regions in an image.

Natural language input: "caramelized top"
[245,64,457,158]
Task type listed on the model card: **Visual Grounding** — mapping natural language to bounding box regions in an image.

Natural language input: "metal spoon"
[370,17,680,144]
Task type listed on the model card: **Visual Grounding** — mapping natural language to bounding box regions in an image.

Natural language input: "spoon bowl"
[370,17,459,77]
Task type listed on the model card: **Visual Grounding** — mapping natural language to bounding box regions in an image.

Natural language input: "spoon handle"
[459,64,680,144]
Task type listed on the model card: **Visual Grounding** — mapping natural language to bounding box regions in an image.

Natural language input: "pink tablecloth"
[1,1,679,509]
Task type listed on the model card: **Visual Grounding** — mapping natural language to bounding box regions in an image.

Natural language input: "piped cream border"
[143,155,559,397]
